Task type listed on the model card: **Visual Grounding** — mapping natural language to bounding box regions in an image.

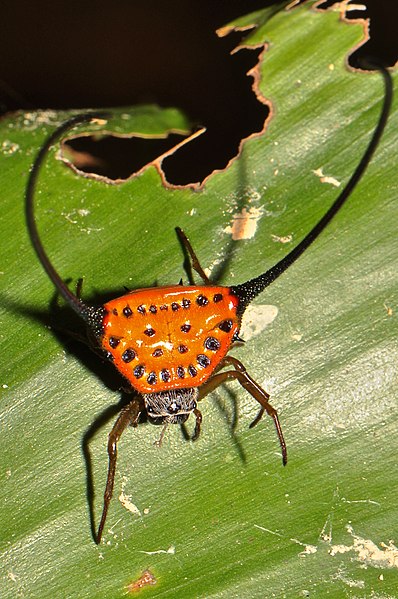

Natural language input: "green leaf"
[1,2,397,598]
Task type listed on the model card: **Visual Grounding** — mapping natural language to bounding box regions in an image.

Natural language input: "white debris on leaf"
[312,167,341,187]
[271,233,293,244]
[22,110,58,129]
[118,476,141,516]
[330,569,365,589]
[254,525,317,557]
[224,206,264,240]
[119,492,141,516]
[2,140,19,155]
[91,117,108,125]
[139,545,176,555]
[330,524,398,569]
[240,304,278,341]
[62,208,103,234]
[297,542,318,557]
[291,333,303,342]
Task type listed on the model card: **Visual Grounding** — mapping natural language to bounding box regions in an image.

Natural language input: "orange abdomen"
[101,286,240,394]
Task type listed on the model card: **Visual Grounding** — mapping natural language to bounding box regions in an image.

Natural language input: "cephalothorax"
[25,66,392,544]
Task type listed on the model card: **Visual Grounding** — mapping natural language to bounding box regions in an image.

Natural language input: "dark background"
[0,0,396,182]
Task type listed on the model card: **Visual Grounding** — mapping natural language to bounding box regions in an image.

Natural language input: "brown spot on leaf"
[126,569,157,593]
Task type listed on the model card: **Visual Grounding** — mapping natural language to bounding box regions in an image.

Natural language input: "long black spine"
[232,67,392,312]
[25,112,109,323]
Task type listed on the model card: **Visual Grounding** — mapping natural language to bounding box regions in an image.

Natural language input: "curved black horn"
[231,66,393,313]
[25,112,110,328]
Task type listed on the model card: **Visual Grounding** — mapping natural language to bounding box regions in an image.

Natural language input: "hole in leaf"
[62,40,269,187]
[63,133,189,180]
[317,0,398,68]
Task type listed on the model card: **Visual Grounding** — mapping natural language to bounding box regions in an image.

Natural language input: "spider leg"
[153,422,168,447]
[199,355,287,465]
[175,227,211,285]
[75,277,84,298]
[191,408,203,441]
[96,397,142,544]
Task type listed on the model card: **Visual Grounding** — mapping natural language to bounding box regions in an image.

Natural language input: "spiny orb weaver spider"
[25,66,392,544]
